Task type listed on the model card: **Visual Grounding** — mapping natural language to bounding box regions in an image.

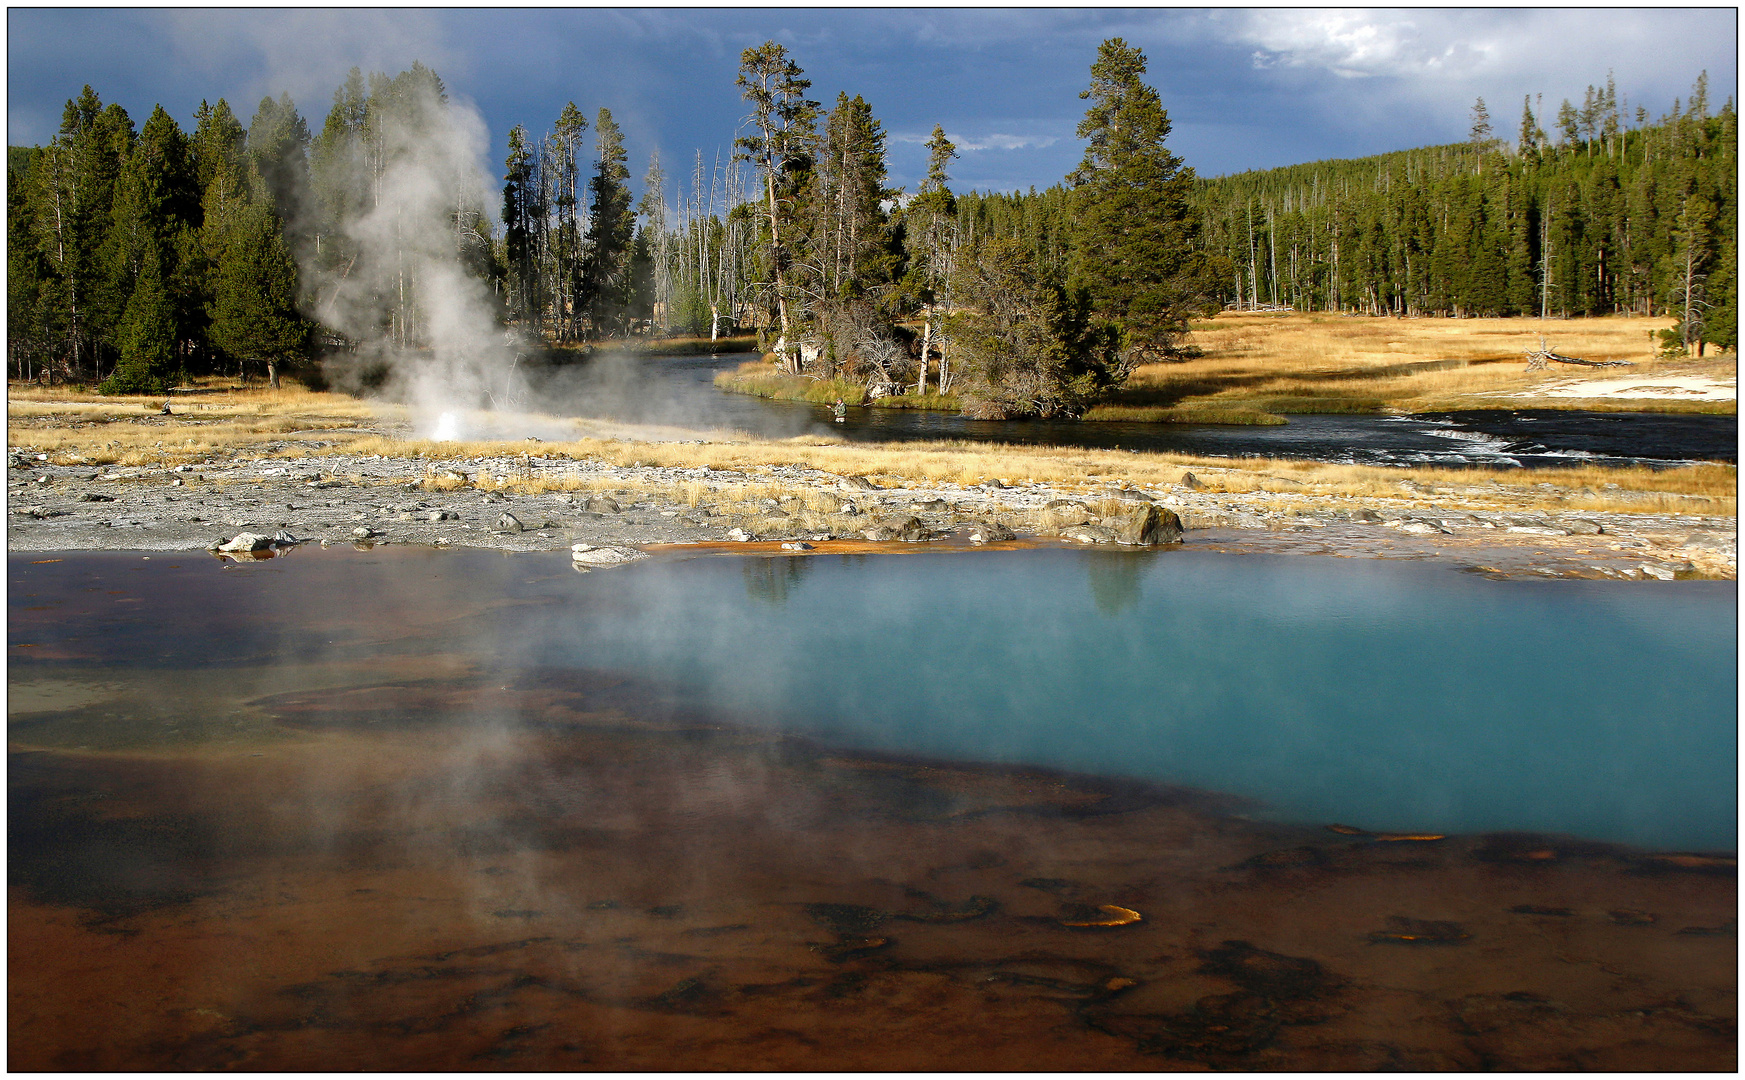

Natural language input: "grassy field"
[1122,312,1735,417]
[715,313,1735,419]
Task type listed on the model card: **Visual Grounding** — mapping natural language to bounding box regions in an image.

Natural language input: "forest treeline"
[7,51,1736,416]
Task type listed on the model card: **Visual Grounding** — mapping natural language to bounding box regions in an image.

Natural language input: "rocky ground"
[6,440,1735,581]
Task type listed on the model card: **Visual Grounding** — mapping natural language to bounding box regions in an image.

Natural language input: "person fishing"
[833,398,847,422]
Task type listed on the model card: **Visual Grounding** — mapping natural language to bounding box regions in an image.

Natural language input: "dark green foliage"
[1189,73,1736,340]
[501,123,543,330]
[580,108,634,335]
[627,228,655,324]
[948,237,1121,418]
[209,198,310,384]
[1067,38,1207,363]
[102,245,177,394]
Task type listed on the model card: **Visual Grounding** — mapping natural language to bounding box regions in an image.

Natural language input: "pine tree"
[905,125,959,393]
[210,196,309,387]
[501,123,543,331]
[949,236,1119,418]
[546,102,588,340]
[1066,37,1206,367]
[102,244,178,394]
[580,107,633,336]
[735,40,819,371]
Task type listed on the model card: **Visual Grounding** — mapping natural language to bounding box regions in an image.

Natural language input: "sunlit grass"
[8,361,1733,521]
[1119,312,1737,416]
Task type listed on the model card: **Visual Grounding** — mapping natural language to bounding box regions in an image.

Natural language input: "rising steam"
[309,74,524,441]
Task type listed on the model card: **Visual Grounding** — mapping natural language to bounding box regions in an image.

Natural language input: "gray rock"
[1566,519,1604,535]
[1040,499,1095,528]
[423,509,459,522]
[837,503,862,516]
[1507,525,1570,536]
[863,515,930,541]
[584,495,621,513]
[351,526,377,539]
[496,512,524,533]
[1108,503,1184,546]
[79,492,114,502]
[1395,520,1448,536]
[570,544,648,567]
[1683,530,1734,550]
[1180,471,1205,490]
[726,527,754,542]
[1639,563,1675,581]
[780,541,814,551]
[968,521,1017,544]
[1350,508,1383,523]
[218,532,274,552]
[839,476,878,491]
[1059,524,1117,544]
[910,498,949,512]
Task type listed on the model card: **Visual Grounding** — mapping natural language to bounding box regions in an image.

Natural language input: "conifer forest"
[7,43,1736,418]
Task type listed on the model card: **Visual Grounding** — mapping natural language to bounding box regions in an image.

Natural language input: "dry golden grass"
[8,373,1733,520]
[1126,312,1737,416]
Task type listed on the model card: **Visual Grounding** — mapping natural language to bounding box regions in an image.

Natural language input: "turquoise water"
[531,550,1736,851]
[10,548,1736,850]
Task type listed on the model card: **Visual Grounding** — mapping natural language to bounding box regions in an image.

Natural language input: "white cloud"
[1229,10,1499,81]
[159,10,461,114]
[892,129,1057,152]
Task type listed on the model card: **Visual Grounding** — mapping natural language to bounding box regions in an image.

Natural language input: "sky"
[8,6,1738,206]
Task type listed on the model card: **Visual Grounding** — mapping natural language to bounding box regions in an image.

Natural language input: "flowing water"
[530,351,1738,468]
[9,548,1737,1069]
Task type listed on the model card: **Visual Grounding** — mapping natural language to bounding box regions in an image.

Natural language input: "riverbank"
[7,387,1735,579]
[714,313,1737,420]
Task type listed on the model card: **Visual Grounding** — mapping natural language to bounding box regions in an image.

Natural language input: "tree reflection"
[744,555,811,605]
[1086,552,1143,616]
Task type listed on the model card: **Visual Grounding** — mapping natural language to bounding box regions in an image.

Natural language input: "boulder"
[780,541,814,551]
[1395,520,1448,536]
[1040,499,1095,528]
[838,476,878,491]
[351,526,377,539]
[910,498,949,512]
[570,544,648,567]
[1059,524,1116,545]
[1108,504,1184,546]
[422,509,459,522]
[1350,508,1383,523]
[1180,471,1205,490]
[79,492,114,502]
[1566,519,1604,535]
[863,515,929,541]
[968,521,1017,544]
[726,528,755,542]
[496,512,524,533]
[584,495,621,513]
[218,532,274,552]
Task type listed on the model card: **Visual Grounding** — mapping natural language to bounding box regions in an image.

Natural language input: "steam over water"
[8,547,1736,1070]
[11,548,1735,849]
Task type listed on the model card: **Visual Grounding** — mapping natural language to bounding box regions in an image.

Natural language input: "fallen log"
[1524,336,1634,371]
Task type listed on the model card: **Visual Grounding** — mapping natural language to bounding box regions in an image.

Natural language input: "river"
[525,351,1737,469]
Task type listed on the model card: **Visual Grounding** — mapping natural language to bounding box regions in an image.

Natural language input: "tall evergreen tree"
[501,123,544,331]
[735,40,819,371]
[210,196,309,387]
[103,244,178,393]
[579,107,633,335]
[1066,37,1206,366]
